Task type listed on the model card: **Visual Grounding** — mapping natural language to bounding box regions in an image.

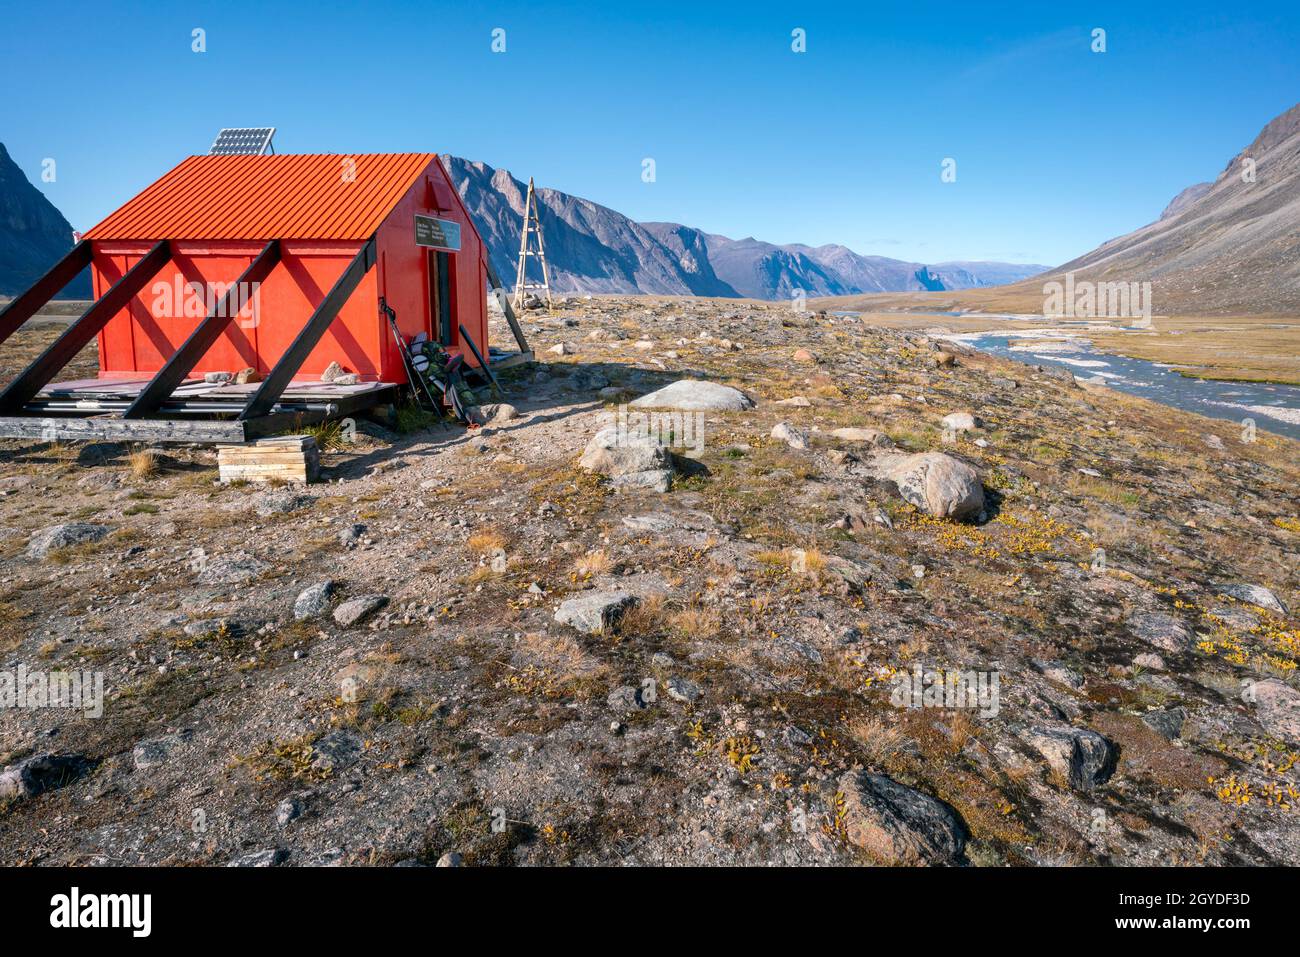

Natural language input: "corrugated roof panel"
[84,153,436,241]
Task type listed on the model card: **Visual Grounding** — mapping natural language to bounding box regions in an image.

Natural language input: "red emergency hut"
[0,152,511,440]
[87,151,487,382]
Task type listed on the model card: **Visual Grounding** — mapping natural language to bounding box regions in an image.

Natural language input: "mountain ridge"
[441,154,1048,301]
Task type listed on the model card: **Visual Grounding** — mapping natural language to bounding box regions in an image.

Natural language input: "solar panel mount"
[209,127,276,156]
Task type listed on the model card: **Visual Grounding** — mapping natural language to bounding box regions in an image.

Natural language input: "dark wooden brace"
[0,241,93,349]
[123,240,282,419]
[0,240,171,414]
[483,257,531,353]
[238,237,376,421]
[458,322,503,399]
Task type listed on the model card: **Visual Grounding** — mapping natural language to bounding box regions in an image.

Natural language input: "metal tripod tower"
[512,177,552,311]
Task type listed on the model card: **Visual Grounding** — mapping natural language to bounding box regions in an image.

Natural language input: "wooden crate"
[217,435,320,484]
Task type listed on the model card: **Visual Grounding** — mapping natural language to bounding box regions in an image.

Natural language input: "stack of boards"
[217,435,320,484]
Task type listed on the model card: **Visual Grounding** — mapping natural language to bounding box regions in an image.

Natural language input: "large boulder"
[579,428,674,492]
[628,379,754,412]
[870,452,984,520]
[836,771,967,865]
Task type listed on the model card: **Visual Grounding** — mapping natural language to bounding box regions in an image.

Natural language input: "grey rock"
[836,771,967,865]
[628,379,754,412]
[132,731,192,770]
[1141,707,1186,740]
[1021,725,1116,790]
[339,524,366,548]
[436,852,463,867]
[556,590,639,634]
[1251,679,1300,744]
[665,677,703,703]
[226,848,287,867]
[870,452,984,520]
[26,523,110,558]
[1127,611,1193,652]
[1207,605,1259,630]
[293,581,335,621]
[0,753,91,801]
[333,594,388,627]
[1217,583,1288,615]
[610,469,673,493]
[310,730,363,772]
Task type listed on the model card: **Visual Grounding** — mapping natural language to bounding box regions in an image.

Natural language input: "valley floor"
[809,289,1300,386]
[0,297,1298,866]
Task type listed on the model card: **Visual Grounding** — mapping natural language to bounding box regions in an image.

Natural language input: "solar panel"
[208,127,276,156]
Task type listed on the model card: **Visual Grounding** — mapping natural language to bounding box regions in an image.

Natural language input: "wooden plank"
[218,435,319,484]
[0,415,247,444]
[489,350,534,371]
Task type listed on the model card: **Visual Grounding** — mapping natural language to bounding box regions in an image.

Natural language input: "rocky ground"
[1,295,1298,867]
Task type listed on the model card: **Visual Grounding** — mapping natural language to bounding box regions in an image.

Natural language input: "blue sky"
[3,1,1297,266]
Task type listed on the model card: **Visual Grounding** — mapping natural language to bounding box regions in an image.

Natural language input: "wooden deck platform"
[0,376,400,444]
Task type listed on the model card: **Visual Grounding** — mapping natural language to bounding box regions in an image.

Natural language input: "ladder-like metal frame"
[511,177,552,311]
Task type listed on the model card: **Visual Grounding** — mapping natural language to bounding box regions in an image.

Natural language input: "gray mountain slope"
[0,142,90,299]
[1048,102,1300,313]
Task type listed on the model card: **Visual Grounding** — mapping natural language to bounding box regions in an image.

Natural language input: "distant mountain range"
[441,155,1048,300]
[0,143,89,299]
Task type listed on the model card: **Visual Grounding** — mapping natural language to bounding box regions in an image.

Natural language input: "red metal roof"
[84,153,437,241]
